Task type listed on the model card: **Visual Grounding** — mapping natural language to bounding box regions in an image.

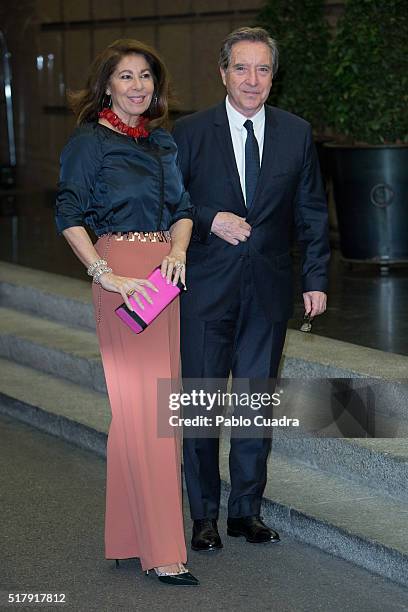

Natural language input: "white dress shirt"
[225,95,265,205]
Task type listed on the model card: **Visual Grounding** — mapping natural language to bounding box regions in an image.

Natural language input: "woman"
[55,39,198,586]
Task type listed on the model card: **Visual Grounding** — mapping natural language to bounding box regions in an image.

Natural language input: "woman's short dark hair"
[219,27,279,77]
[68,39,171,129]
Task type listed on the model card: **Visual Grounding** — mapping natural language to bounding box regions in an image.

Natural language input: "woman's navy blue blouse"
[55,122,193,236]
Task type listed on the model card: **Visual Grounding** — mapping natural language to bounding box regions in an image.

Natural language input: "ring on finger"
[126,289,135,296]
[174,261,185,271]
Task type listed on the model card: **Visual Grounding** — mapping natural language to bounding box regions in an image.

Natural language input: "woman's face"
[106,53,155,124]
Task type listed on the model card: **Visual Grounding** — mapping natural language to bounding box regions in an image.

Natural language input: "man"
[173,27,329,552]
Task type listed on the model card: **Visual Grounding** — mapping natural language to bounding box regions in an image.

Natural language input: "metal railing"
[0,29,16,168]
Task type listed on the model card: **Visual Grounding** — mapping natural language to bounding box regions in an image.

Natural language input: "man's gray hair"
[218,27,279,77]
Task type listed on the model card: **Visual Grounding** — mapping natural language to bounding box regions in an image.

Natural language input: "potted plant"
[258,0,329,135]
[258,0,333,218]
[324,0,408,266]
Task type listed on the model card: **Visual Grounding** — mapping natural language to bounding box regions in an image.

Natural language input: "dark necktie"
[244,119,260,208]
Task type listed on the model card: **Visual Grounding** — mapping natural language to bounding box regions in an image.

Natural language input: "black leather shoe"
[191,519,223,551]
[227,515,280,544]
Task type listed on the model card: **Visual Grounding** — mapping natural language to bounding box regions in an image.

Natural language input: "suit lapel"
[249,105,278,210]
[213,102,246,211]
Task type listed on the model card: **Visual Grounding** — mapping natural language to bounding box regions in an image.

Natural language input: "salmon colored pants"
[92,235,187,571]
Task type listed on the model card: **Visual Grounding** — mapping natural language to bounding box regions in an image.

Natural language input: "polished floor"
[1,190,408,356]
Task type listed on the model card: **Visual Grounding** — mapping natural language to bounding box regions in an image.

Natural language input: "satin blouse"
[55,122,193,236]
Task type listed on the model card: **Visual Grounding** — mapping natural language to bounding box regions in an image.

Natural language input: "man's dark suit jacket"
[173,101,330,322]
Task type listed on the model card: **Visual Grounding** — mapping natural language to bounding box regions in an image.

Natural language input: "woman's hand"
[161,248,186,288]
[99,272,158,311]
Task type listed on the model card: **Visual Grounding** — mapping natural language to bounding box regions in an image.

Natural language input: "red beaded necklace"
[98,108,149,138]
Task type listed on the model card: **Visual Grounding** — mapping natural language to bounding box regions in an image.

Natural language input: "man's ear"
[219,67,227,87]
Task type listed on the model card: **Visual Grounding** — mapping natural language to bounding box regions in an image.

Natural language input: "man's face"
[220,41,273,117]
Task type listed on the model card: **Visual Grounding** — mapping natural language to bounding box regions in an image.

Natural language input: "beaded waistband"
[101,231,171,243]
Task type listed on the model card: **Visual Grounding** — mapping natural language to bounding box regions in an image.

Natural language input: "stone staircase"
[1,261,408,587]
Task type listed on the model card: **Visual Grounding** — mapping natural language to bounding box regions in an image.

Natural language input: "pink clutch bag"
[115,266,184,334]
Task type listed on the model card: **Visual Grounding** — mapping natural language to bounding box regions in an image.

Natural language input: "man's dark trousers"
[181,257,287,520]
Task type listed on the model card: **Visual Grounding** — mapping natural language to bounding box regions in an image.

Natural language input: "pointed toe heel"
[145,567,199,586]
[157,571,200,586]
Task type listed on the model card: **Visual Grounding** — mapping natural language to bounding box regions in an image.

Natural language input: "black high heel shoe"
[116,559,199,586]
[145,564,200,586]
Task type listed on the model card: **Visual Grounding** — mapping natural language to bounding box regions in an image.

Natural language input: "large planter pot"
[325,144,408,264]
[315,139,331,187]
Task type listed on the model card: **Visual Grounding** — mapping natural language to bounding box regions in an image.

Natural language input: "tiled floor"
[1,190,408,356]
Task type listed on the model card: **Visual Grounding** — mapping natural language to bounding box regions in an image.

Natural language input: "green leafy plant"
[258,0,329,134]
[325,0,408,144]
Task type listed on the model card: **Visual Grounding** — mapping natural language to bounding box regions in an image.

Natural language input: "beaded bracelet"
[87,259,108,277]
[93,266,112,284]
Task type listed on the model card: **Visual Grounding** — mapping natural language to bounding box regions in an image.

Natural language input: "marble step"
[0,306,106,393]
[0,262,95,330]
[273,435,408,502]
[2,261,408,381]
[1,303,407,455]
[0,357,109,456]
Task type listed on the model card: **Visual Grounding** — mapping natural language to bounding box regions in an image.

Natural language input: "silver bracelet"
[87,259,107,277]
[93,266,112,284]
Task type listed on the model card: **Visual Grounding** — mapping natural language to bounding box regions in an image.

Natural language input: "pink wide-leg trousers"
[92,235,187,571]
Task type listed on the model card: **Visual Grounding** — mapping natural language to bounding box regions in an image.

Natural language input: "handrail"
[0,29,16,167]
